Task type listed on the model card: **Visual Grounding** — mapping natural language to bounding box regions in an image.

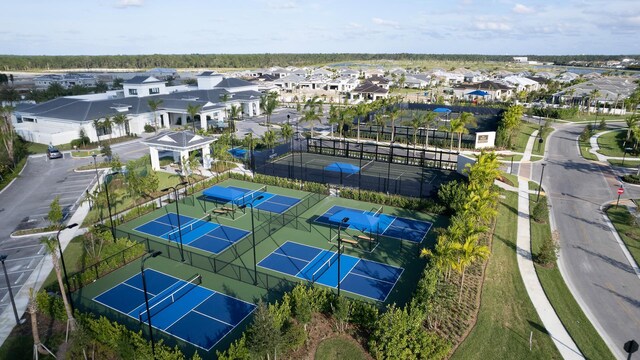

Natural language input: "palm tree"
[186,103,202,133]
[92,118,103,146]
[102,116,113,142]
[466,151,501,187]
[625,114,639,140]
[374,112,386,142]
[452,237,490,303]
[589,89,600,115]
[449,118,465,151]
[353,103,369,142]
[112,113,128,138]
[387,107,402,143]
[229,104,242,134]
[262,129,276,149]
[260,92,279,127]
[40,236,76,331]
[281,123,294,151]
[28,288,48,356]
[147,98,163,133]
[327,104,339,137]
[423,111,438,149]
[455,112,475,151]
[301,108,321,138]
[404,113,424,148]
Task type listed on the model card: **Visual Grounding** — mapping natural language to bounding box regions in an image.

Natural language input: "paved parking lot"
[0,138,149,316]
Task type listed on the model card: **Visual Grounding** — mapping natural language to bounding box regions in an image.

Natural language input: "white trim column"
[202,145,211,169]
[199,113,206,130]
[149,146,160,170]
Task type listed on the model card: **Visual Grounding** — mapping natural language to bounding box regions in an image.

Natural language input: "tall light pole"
[239,195,265,285]
[104,171,119,241]
[622,147,633,167]
[160,182,188,262]
[537,163,546,202]
[0,254,25,325]
[141,250,162,359]
[56,223,78,312]
[336,217,349,297]
[92,154,102,221]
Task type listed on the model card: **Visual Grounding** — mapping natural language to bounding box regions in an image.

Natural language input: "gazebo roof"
[142,131,215,151]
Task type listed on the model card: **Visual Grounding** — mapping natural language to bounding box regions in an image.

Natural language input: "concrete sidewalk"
[515,126,584,359]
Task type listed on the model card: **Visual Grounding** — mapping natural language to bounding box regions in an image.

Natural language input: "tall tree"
[374,112,386,142]
[147,98,163,133]
[353,103,369,142]
[448,118,464,151]
[404,112,424,148]
[28,288,49,355]
[102,116,113,141]
[112,113,128,138]
[625,114,639,140]
[186,103,202,133]
[387,106,402,143]
[228,104,242,135]
[281,123,293,148]
[0,105,16,167]
[422,111,438,149]
[301,108,321,138]
[40,236,76,331]
[452,236,490,303]
[260,92,279,127]
[262,129,277,149]
[48,196,63,229]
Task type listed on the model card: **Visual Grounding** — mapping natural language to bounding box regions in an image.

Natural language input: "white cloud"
[474,21,512,31]
[267,1,297,9]
[372,17,400,29]
[115,0,143,8]
[513,4,535,14]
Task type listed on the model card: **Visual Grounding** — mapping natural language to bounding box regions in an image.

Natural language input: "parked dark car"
[47,147,63,159]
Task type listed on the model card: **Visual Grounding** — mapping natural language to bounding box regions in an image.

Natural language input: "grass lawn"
[42,235,86,289]
[497,154,524,162]
[596,129,630,157]
[451,190,561,360]
[82,166,194,226]
[0,157,27,192]
[578,138,599,161]
[530,195,615,360]
[314,337,368,360]
[513,122,540,154]
[606,206,640,266]
[562,114,626,123]
[608,159,640,167]
[500,173,519,187]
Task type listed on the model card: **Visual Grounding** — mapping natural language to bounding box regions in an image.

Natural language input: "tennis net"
[311,253,338,282]
[234,185,267,206]
[166,214,212,241]
[373,206,384,217]
[360,158,375,172]
[139,274,202,323]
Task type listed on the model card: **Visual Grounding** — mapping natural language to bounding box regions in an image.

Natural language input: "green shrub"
[144,124,156,133]
[340,188,446,215]
[537,230,559,266]
[622,174,640,184]
[228,172,329,195]
[578,125,594,142]
[281,322,307,352]
[437,180,467,214]
[531,196,549,223]
[36,290,67,321]
[598,118,607,130]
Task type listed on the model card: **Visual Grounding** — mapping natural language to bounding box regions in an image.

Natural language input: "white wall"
[475,131,496,149]
[456,154,476,177]
[123,82,167,98]
[197,75,223,89]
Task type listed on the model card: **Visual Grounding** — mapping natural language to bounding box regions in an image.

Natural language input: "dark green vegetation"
[1,54,637,71]
[529,195,615,359]
[606,206,640,266]
[452,190,561,359]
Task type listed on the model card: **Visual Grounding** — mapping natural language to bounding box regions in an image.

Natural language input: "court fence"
[66,242,146,293]
[114,191,326,293]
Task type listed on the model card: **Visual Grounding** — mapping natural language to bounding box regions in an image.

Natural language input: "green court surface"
[79,178,445,354]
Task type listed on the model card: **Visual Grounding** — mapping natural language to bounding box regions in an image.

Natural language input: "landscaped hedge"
[622,174,640,184]
[228,172,329,195]
[340,188,446,215]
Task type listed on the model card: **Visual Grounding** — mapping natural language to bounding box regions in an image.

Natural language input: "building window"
[128,89,138,95]
[149,88,160,95]
[96,125,112,137]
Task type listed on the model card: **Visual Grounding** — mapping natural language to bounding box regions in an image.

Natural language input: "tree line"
[1,54,637,71]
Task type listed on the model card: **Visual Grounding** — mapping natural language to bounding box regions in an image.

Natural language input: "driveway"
[534,122,640,359]
[0,138,149,316]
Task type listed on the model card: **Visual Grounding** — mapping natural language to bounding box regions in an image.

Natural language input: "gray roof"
[352,81,388,94]
[216,78,255,88]
[124,76,164,85]
[143,131,215,149]
[16,87,262,122]
[197,71,220,77]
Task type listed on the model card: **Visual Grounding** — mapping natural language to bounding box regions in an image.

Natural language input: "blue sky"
[2,0,639,55]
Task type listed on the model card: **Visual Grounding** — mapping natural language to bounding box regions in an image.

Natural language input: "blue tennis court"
[93,269,256,351]
[134,213,250,254]
[258,241,403,302]
[203,185,301,214]
[315,205,432,243]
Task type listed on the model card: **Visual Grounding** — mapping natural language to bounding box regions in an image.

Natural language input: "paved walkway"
[515,129,584,359]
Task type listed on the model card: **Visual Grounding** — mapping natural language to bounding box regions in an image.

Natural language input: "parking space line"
[0,243,43,252]
[14,273,25,284]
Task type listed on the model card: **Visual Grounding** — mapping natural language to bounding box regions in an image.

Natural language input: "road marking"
[14,273,24,284]
[0,243,42,252]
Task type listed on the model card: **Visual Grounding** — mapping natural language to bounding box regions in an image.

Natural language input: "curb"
[0,156,30,196]
[10,229,59,239]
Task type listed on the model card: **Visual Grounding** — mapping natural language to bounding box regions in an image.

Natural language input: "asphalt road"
[535,122,640,359]
[0,139,149,316]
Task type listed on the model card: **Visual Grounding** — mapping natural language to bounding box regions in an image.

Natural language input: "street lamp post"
[537,163,546,202]
[0,254,25,325]
[92,154,102,220]
[104,171,119,241]
[239,195,265,285]
[336,217,349,297]
[160,182,189,262]
[56,223,78,312]
[141,250,162,359]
